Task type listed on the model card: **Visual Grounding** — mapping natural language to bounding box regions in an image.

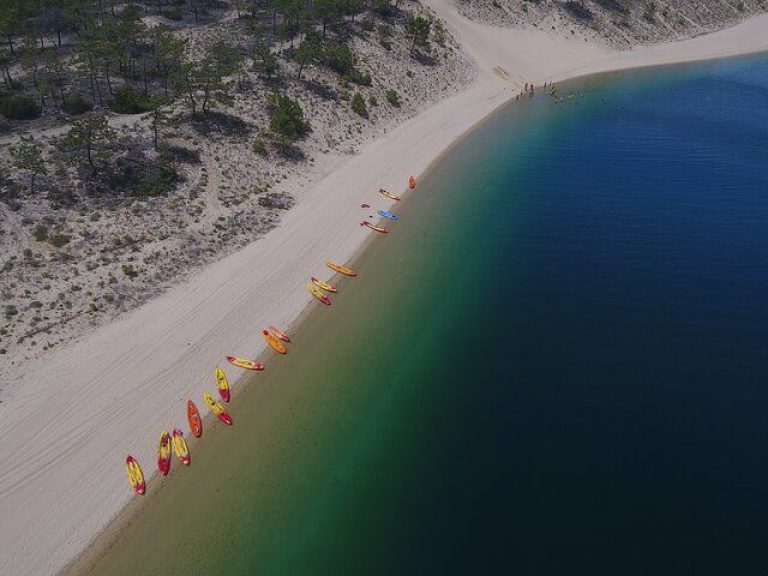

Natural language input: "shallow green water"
[87,54,768,575]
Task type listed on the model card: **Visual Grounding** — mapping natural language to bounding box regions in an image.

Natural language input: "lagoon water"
[86,55,768,575]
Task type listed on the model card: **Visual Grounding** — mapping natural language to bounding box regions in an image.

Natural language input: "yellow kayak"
[215,366,230,402]
[379,188,401,201]
[172,427,190,465]
[325,261,357,277]
[311,277,338,293]
[125,456,145,495]
[203,391,233,425]
[307,283,331,305]
[262,330,287,354]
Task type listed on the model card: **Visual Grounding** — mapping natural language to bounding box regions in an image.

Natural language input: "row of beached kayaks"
[125,175,418,495]
[125,326,291,495]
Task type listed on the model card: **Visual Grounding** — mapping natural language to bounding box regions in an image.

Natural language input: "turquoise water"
[86,54,768,575]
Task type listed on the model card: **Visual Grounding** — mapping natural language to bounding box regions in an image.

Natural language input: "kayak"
[377,209,398,221]
[187,400,202,438]
[157,430,172,476]
[125,456,145,495]
[215,367,230,403]
[326,261,357,277]
[307,283,331,305]
[361,221,388,233]
[268,326,291,343]
[226,355,265,371]
[379,189,400,201]
[311,277,337,293]
[408,176,416,189]
[263,329,287,354]
[204,392,233,426]
[172,428,191,466]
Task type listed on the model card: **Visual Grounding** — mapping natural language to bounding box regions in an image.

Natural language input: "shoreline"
[1,2,767,574]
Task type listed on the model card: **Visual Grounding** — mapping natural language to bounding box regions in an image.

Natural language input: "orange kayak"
[268,326,291,343]
[326,261,357,277]
[263,329,287,354]
[361,221,388,233]
[311,277,337,293]
[125,456,145,495]
[215,367,230,402]
[307,283,331,305]
[408,176,416,189]
[379,188,401,201]
[187,400,202,438]
[226,355,265,371]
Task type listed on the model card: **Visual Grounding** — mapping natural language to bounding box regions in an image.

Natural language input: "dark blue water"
[89,55,768,576]
[417,55,768,574]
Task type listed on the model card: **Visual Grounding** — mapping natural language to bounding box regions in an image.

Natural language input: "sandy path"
[1,5,768,575]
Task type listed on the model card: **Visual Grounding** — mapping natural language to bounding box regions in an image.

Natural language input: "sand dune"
[1,2,768,575]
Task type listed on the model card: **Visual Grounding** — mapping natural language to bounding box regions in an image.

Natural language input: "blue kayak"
[377,210,399,221]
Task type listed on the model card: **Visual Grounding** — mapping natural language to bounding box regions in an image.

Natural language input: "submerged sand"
[1,2,768,574]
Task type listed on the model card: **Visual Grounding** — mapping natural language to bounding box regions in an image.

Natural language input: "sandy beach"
[1,1,768,574]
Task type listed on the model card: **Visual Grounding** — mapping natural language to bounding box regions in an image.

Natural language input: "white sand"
[1,4,768,575]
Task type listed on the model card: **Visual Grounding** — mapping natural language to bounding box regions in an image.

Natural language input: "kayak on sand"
[263,329,287,354]
[157,431,172,476]
[172,428,191,466]
[377,209,398,221]
[226,355,265,371]
[125,456,145,495]
[311,277,338,293]
[187,400,203,438]
[307,283,331,305]
[204,392,233,426]
[215,366,230,403]
[325,262,357,277]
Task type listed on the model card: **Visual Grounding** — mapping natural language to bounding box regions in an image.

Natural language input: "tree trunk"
[30,172,37,195]
[7,34,15,54]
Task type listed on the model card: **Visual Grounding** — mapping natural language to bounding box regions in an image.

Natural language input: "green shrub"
[33,225,48,241]
[165,7,183,20]
[368,95,378,107]
[110,88,153,114]
[252,139,268,157]
[49,233,71,248]
[267,92,311,142]
[351,92,368,118]
[122,264,138,278]
[62,93,93,116]
[385,89,400,106]
[5,304,18,319]
[0,95,41,120]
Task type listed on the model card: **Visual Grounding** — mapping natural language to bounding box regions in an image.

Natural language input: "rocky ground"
[0,2,473,378]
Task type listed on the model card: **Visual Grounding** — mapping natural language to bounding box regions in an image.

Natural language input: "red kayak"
[157,431,172,476]
[268,326,291,343]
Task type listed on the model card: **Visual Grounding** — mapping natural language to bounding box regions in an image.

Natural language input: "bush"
[122,264,139,279]
[252,139,268,157]
[385,89,400,106]
[49,233,71,248]
[268,92,311,142]
[62,93,93,116]
[323,42,354,76]
[110,88,153,114]
[351,92,368,118]
[5,304,18,318]
[33,225,48,241]
[0,95,41,120]
[369,95,378,107]
[348,70,372,86]
[165,7,183,20]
